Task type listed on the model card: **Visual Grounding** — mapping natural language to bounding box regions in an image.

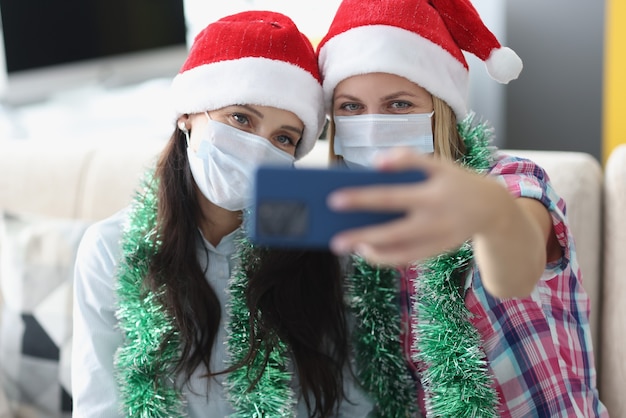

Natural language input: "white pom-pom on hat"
[485,47,524,84]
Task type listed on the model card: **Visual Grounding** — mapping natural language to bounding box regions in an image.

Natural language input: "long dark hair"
[241,247,348,417]
[147,127,350,416]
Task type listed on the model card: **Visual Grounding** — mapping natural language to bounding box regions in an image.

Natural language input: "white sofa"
[0,138,623,416]
[601,144,626,417]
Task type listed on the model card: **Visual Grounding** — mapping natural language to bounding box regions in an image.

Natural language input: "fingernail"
[330,237,351,254]
[327,192,347,210]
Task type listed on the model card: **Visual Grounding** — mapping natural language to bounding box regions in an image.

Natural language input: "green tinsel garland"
[224,236,297,417]
[347,113,499,418]
[347,258,419,417]
[412,114,499,417]
[114,174,186,417]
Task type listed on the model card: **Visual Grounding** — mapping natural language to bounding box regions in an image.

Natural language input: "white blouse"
[71,209,374,417]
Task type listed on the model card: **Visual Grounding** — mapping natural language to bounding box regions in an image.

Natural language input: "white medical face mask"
[187,118,295,211]
[333,112,434,169]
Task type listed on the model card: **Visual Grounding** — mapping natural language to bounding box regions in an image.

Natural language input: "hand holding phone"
[250,165,427,249]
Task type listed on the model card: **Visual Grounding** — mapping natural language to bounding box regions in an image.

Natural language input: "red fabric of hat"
[317,0,522,118]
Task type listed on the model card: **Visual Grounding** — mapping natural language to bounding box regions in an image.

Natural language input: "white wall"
[182,0,340,46]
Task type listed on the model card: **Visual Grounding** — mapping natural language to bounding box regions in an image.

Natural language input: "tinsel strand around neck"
[348,113,499,418]
[224,235,297,417]
[115,175,296,417]
[414,114,499,417]
[114,172,186,417]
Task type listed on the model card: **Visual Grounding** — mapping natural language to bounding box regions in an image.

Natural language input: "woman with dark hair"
[72,10,371,417]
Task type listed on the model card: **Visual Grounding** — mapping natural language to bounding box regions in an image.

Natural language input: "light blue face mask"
[333,112,434,169]
[187,118,295,211]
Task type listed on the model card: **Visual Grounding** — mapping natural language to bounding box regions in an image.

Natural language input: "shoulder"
[488,151,551,181]
[486,151,575,272]
[79,210,127,251]
[76,209,129,278]
[487,151,562,206]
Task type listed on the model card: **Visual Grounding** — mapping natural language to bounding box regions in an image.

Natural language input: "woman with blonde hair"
[317,0,608,416]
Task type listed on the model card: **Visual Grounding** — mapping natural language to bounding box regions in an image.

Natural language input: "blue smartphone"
[249,165,427,249]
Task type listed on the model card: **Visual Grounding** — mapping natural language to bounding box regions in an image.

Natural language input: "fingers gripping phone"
[250,165,427,249]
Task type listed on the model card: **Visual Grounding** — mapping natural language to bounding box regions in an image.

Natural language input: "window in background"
[0,0,187,106]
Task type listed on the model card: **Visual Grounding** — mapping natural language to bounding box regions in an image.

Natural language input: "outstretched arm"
[327,148,560,298]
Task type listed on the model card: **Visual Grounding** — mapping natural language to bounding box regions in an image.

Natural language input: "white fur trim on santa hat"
[319,25,469,118]
[171,57,324,159]
[485,47,523,84]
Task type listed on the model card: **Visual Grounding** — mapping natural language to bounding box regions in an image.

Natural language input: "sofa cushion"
[0,140,163,222]
[0,211,90,417]
[601,144,626,415]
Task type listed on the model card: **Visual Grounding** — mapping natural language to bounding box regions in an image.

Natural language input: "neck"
[197,192,242,247]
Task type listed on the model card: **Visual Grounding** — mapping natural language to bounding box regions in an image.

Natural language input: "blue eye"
[340,102,362,112]
[231,113,250,125]
[390,101,411,109]
[276,134,297,146]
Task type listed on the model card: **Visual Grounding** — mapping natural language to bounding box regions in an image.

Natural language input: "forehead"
[334,72,430,98]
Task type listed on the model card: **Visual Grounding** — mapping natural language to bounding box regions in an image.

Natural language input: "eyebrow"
[237,104,303,137]
[333,93,361,102]
[381,91,420,101]
[334,91,421,103]
[237,104,264,118]
[283,125,304,137]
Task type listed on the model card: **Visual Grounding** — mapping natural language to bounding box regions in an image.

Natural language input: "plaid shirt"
[400,153,608,417]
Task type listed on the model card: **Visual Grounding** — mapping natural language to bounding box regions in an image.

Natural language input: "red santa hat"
[171,11,324,159]
[317,0,523,118]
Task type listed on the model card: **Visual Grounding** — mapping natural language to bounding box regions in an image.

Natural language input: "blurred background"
[0,0,622,163]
